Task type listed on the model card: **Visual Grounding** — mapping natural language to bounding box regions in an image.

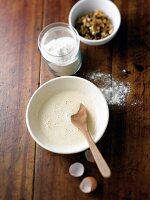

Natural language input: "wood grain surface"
[0,0,150,200]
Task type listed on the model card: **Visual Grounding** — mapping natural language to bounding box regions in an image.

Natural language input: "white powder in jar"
[41,36,82,76]
[44,37,75,58]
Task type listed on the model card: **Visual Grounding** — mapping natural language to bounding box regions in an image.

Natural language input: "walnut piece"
[75,10,113,40]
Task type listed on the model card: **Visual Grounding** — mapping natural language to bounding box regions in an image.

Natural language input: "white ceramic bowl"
[26,76,109,154]
[69,0,121,46]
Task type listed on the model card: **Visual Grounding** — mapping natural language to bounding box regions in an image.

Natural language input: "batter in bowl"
[39,89,96,151]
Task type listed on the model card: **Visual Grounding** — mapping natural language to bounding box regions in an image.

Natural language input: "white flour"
[85,71,131,107]
[44,37,75,59]
[41,36,82,76]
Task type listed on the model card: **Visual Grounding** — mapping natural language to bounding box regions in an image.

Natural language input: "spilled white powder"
[86,72,130,107]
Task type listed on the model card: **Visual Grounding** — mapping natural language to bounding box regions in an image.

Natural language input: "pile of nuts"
[75,9,113,40]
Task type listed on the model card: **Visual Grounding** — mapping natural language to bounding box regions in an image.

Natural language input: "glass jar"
[38,22,82,76]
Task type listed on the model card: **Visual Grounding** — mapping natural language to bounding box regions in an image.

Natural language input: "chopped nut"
[75,9,113,40]
[109,28,113,34]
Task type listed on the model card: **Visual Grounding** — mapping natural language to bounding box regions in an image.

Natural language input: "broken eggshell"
[80,176,97,193]
[69,162,84,177]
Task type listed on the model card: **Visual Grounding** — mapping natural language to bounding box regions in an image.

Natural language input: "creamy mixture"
[39,90,96,149]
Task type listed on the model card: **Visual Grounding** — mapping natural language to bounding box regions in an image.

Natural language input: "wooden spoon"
[71,104,111,178]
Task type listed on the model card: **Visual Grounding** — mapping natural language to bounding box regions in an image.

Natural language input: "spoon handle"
[84,131,111,178]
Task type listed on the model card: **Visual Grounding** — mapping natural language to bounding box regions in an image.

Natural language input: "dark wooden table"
[0,0,150,199]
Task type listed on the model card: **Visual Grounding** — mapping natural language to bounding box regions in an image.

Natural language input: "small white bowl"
[69,0,121,46]
[26,76,109,154]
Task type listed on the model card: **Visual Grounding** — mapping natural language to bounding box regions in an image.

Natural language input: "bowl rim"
[26,76,109,154]
[68,0,121,44]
